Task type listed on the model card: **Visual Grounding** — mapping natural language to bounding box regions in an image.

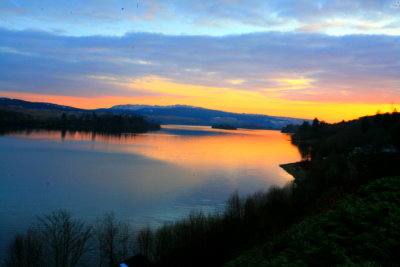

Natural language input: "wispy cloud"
[0,0,399,36]
[0,28,399,108]
[0,1,399,121]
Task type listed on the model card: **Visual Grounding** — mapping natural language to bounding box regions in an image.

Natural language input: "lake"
[0,125,300,257]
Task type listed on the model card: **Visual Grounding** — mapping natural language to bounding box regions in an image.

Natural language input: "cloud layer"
[1,0,399,36]
[0,1,399,121]
[1,28,399,104]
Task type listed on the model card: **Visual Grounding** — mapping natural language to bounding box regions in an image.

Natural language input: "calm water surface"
[0,125,300,256]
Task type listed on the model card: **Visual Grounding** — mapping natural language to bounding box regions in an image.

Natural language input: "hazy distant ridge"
[109,104,308,129]
[0,97,83,111]
[0,98,309,130]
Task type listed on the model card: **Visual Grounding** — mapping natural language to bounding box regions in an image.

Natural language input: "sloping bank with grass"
[226,175,400,266]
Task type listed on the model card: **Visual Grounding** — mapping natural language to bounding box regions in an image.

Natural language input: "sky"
[1,0,400,122]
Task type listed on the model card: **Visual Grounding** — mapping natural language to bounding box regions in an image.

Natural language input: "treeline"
[0,109,160,133]
[285,112,400,197]
[3,183,310,267]
[5,211,137,267]
[280,123,299,133]
[7,175,400,267]
[292,111,400,159]
[226,176,400,266]
[211,124,237,130]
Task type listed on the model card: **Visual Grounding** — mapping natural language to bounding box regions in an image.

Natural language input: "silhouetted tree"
[37,210,93,267]
[225,191,244,220]
[95,212,134,267]
[136,228,153,259]
[5,230,44,267]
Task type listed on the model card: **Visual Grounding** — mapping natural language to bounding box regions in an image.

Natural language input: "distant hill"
[0,98,309,130]
[108,104,308,129]
[0,98,160,133]
[0,97,83,112]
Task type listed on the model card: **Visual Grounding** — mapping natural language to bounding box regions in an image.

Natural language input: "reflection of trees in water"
[1,128,142,142]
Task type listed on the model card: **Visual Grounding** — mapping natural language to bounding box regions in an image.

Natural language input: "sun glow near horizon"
[1,74,397,123]
[1,1,399,124]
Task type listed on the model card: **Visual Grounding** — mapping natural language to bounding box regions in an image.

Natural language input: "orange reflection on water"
[9,126,300,186]
[135,126,298,172]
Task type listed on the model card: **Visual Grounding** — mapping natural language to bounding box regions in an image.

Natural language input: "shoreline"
[280,162,308,181]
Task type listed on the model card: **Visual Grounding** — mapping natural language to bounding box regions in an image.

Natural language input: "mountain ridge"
[0,97,309,130]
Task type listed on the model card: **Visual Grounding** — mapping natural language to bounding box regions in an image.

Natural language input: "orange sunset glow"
[1,1,400,266]
[1,86,397,123]
[2,0,400,124]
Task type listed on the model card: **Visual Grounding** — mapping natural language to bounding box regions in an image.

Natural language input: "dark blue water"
[0,125,300,258]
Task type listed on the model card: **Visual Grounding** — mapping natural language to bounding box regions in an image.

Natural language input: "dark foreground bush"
[226,176,400,266]
[136,184,300,267]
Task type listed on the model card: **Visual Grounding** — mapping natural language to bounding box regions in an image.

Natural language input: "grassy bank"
[226,176,400,266]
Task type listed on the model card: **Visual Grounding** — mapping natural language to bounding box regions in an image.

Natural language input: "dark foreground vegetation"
[0,109,160,133]
[3,111,400,266]
[4,212,136,267]
[226,176,400,266]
